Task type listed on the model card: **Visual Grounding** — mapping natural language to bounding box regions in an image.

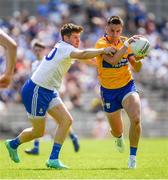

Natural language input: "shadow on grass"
[7,168,54,171]
[75,167,128,170]
[8,167,128,171]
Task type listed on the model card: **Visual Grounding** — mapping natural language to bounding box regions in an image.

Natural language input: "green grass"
[0,138,168,179]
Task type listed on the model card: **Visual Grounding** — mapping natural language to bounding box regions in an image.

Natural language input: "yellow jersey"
[95,35,133,89]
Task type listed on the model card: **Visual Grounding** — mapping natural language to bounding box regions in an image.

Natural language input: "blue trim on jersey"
[102,59,128,68]
[102,60,113,68]
[21,79,56,117]
[100,80,137,113]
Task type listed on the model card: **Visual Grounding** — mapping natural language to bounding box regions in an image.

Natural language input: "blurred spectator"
[92,111,109,139]
[140,94,157,122]
[36,0,50,18]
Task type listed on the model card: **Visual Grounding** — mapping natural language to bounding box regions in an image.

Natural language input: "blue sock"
[130,147,137,156]
[69,132,77,140]
[49,143,62,160]
[9,137,21,149]
[34,139,39,149]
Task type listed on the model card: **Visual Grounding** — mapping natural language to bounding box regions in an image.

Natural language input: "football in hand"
[131,37,150,57]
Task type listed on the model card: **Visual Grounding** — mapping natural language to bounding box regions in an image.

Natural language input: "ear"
[63,35,69,42]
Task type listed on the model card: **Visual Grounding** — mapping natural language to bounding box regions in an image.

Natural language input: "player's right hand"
[127,35,142,44]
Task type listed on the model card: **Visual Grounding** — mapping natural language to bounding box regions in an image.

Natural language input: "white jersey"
[31,41,76,90]
[31,60,41,74]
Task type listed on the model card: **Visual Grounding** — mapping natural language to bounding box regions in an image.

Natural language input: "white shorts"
[48,96,63,110]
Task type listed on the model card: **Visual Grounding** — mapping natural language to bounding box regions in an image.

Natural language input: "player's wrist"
[124,41,129,48]
[135,56,144,62]
[102,48,107,54]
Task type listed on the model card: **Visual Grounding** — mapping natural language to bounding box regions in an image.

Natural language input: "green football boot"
[5,140,20,163]
[115,136,125,153]
[46,159,69,169]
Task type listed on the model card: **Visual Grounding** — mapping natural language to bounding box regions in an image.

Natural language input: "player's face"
[67,32,81,48]
[33,46,45,59]
[106,24,123,40]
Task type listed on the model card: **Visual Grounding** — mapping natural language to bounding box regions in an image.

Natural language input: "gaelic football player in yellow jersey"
[95,16,145,169]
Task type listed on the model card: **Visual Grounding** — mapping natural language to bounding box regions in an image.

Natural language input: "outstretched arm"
[0,30,17,88]
[70,47,115,59]
[77,58,97,67]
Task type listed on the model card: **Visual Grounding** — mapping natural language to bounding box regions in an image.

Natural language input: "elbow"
[10,43,17,62]
[80,53,86,59]
[105,58,119,66]
[80,52,89,59]
[134,67,141,72]
[137,68,141,72]
[110,61,118,66]
[79,51,91,59]
[10,43,17,57]
[111,62,118,66]
[7,42,17,54]
[11,41,17,50]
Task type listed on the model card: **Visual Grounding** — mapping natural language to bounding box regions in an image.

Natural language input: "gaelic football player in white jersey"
[5,23,115,169]
[24,39,80,155]
[0,29,17,88]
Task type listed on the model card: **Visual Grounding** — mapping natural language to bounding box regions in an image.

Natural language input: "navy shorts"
[100,80,137,113]
[21,79,57,118]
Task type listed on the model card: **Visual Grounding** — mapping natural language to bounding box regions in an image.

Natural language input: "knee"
[60,116,73,127]
[66,117,73,127]
[32,129,45,138]
[130,111,141,125]
[130,117,141,129]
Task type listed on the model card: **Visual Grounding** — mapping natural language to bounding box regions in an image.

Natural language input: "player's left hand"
[135,55,146,62]
[0,73,12,88]
[103,47,117,56]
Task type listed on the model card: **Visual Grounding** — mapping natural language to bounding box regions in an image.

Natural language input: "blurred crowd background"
[0,0,168,139]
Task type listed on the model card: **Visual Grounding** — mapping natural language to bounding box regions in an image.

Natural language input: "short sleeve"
[95,40,104,49]
[64,44,77,57]
[54,41,77,60]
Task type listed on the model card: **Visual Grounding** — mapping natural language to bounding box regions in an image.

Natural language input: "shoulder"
[57,41,76,51]
[95,37,107,48]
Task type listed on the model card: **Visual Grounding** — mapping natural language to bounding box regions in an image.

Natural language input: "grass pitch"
[0,138,168,179]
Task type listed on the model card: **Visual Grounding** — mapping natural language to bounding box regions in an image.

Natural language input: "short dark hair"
[61,23,83,39]
[107,16,124,26]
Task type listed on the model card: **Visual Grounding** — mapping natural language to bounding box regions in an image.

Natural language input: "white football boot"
[128,155,136,169]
